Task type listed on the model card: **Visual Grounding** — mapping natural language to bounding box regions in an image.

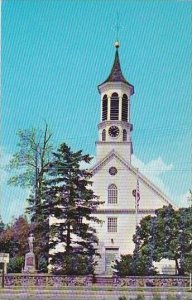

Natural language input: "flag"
[132,172,140,210]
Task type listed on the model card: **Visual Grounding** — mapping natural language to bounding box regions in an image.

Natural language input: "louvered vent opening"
[110,93,119,120]
[102,95,108,121]
[122,94,128,121]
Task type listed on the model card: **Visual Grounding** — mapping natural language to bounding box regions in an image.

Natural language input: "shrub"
[51,253,95,275]
[7,256,24,273]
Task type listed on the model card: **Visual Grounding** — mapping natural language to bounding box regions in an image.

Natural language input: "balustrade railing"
[0,274,190,288]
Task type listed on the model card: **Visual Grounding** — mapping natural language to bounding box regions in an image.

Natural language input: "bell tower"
[96,41,134,163]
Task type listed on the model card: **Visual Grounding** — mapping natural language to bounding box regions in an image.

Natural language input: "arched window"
[123,129,127,141]
[108,184,118,204]
[102,129,106,141]
[122,94,128,121]
[110,93,119,120]
[102,94,108,121]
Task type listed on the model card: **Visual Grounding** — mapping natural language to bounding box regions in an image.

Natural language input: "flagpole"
[135,168,139,228]
[132,168,140,229]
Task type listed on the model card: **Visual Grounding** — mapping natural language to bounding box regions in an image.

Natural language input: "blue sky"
[1,0,192,223]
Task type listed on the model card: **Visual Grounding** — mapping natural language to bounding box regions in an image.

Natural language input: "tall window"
[102,95,108,121]
[123,129,127,141]
[110,93,119,120]
[102,129,106,141]
[108,184,118,204]
[108,217,117,232]
[122,94,128,121]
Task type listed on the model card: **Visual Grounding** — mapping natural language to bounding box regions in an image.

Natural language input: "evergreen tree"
[42,143,102,275]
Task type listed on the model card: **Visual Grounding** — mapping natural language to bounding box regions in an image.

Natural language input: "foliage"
[7,256,24,273]
[0,216,5,233]
[113,255,133,276]
[0,216,32,272]
[0,216,31,258]
[133,205,192,275]
[37,255,48,273]
[7,124,53,222]
[7,124,53,272]
[32,220,49,272]
[52,253,95,275]
[0,215,50,273]
[41,143,102,274]
[113,252,157,276]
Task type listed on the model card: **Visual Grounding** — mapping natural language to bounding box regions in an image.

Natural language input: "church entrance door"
[105,248,119,275]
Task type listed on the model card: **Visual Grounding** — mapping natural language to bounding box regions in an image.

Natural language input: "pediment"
[91,150,176,208]
[91,149,131,175]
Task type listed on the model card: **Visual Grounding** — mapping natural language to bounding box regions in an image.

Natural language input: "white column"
[100,97,103,122]
[107,95,111,120]
[119,96,122,121]
[128,98,131,123]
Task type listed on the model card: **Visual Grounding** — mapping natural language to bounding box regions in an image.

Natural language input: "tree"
[113,254,133,276]
[0,216,31,256]
[113,246,157,276]
[0,216,5,233]
[7,125,53,272]
[42,143,102,275]
[0,216,31,272]
[133,205,192,275]
[8,124,53,222]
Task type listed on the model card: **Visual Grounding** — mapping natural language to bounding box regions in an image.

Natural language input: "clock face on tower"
[108,126,119,137]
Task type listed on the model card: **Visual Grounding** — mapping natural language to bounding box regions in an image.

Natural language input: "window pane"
[108,184,117,204]
[108,217,117,232]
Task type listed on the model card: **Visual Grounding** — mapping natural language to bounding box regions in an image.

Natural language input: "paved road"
[0,289,192,300]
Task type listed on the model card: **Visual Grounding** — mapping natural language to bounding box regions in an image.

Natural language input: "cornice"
[96,141,132,146]
[92,209,156,214]
[98,121,133,131]
[98,82,134,96]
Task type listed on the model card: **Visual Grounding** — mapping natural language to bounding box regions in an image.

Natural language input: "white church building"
[91,41,176,275]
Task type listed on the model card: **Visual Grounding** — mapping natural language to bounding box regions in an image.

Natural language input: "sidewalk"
[0,287,191,300]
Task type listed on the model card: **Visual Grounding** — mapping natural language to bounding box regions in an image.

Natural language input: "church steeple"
[98,42,134,95]
[96,42,134,163]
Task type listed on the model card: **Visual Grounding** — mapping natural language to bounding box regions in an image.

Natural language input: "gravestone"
[23,233,36,273]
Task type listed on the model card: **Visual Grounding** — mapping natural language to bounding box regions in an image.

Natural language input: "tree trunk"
[175,257,185,275]
[175,257,179,275]
[66,222,71,254]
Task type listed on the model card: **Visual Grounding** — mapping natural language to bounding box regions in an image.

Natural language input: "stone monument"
[23,233,36,273]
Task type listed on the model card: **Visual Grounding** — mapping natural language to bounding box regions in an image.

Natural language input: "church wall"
[92,156,172,274]
[93,212,152,274]
[96,143,132,163]
[92,156,168,211]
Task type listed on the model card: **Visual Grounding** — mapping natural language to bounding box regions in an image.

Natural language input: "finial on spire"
[114,12,120,48]
[114,41,120,48]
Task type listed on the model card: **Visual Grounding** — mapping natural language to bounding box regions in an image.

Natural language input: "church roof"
[98,43,134,94]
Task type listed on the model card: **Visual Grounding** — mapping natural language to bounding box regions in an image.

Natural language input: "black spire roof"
[98,43,134,94]
[104,48,128,84]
